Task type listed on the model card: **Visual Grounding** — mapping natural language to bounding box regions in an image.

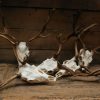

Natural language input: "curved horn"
[0,33,29,65]
[75,39,78,57]
[53,33,66,59]
[28,33,49,43]
[0,32,21,65]
[0,32,18,45]
[74,39,79,65]
[79,23,97,37]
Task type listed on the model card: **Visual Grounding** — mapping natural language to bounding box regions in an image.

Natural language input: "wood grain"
[0,8,99,62]
[2,0,100,11]
[1,64,100,100]
[0,49,75,63]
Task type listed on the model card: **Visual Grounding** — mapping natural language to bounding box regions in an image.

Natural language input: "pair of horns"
[66,11,97,59]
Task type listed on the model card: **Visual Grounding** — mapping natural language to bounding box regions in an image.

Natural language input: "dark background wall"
[0,0,100,64]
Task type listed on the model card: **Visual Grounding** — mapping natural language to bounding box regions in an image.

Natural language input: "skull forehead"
[80,49,93,58]
[18,42,27,49]
[38,57,57,71]
[17,42,29,54]
[19,42,26,46]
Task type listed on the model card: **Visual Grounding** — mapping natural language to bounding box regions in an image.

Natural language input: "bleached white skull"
[37,57,58,73]
[63,49,93,72]
[16,42,30,64]
[78,49,93,66]
[18,63,56,83]
[63,57,80,72]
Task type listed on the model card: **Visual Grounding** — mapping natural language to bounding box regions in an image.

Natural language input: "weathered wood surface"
[0,49,75,63]
[1,0,100,11]
[0,9,100,49]
[0,8,99,63]
[0,64,100,100]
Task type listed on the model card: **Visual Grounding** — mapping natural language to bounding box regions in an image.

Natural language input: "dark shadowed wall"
[0,0,100,64]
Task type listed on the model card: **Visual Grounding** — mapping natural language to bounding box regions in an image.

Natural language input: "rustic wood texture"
[1,0,100,11]
[1,64,100,100]
[0,49,75,63]
[0,8,99,63]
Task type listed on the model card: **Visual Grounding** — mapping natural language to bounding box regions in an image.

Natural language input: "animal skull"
[0,9,58,88]
[37,57,58,73]
[55,49,93,79]
[63,57,80,72]
[16,42,30,65]
[0,33,57,88]
[18,63,56,83]
[78,49,93,66]
[63,49,93,72]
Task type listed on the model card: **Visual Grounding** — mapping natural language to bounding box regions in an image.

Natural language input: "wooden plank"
[2,0,100,11]
[0,49,99,64]
[0,10,2,29]
[0,31,99,49]
[0,8,99,49]
[0,49,75,63]
[1,64,100,100]
[2,8,72,29]
[77,12,100,28]
[1,8,100,31]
